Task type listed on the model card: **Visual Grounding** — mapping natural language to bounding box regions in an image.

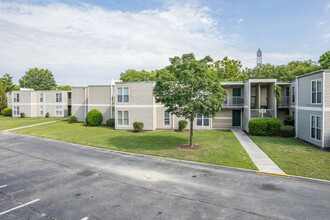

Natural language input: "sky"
[0,0,329,86]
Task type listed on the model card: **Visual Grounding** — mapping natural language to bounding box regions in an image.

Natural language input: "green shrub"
[106,119,115,127]
[20,112,25,118]
[85,109,103,126]
[178,120,188,131]
[284,115,294,126]
[45,112,49,118]
[281,125,295,137]
[1,108,12,116]
[69,115,77,123]
[133,121,144,132]
[249,118,281,136]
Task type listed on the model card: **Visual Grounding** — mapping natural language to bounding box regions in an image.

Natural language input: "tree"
[319,51,330,69]
[211,56,248,81]
[120,69,156,82]
[1,73,15,92]
[52,85,71,90]
[19,68,57,90]
[153,53,228,147]
[0,81,7,112]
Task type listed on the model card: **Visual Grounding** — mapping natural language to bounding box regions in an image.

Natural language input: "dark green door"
[68,106,72,116]
[232,110,241,126]
[233,88,241,105]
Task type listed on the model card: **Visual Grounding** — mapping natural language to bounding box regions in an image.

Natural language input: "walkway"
[231,129,285,174]
[3,119,67,132]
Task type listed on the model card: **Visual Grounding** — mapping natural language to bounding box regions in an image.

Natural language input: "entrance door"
[232,110,241,126]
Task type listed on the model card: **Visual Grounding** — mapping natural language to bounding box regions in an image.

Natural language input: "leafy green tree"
[1,73,15,92]
[52,85,71,90]
[211,56,248,81]
[19,68,57,90]
[153,53,228,147]
[319,51,330,69]
[0,81,7,112]
[120,69,156,82]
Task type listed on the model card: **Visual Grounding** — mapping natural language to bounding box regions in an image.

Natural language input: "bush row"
[249,118,294,137]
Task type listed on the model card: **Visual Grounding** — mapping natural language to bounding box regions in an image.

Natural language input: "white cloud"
[238,18,244,23]
[317,21,324,26]
[325,4,330,12]
[0,1,317,85]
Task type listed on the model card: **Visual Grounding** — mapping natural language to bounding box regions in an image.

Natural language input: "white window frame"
[40,93,44,102]
[56,106,62,116]
[311,79,322,104]
[56,93,62,103]
[291,86,295,103]
[13,93,19,102]
[117,87,129,103]
[310,115,322,142]
[40,106,44,116]
[13,106,20,116]
[117,110,129,126]
[163,111,170,126]
[197,114,210,127]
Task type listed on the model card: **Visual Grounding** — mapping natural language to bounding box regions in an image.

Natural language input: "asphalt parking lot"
[0,132,330,219]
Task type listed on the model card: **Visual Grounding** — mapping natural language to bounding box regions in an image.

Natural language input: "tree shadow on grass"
[108,134,187,151]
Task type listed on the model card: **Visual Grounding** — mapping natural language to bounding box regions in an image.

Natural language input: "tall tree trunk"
[190,119,194,147]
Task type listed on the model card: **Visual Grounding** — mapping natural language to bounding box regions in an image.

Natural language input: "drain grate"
[77,170,95,177]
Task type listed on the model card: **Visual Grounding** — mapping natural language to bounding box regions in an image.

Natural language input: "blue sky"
[0,0,329,86]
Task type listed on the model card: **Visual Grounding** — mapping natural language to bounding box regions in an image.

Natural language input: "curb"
[2,132,330,184]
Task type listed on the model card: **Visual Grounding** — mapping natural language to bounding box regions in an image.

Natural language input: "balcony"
[279,96,290,108]
[251,109,275,118]
[223,96,244,107]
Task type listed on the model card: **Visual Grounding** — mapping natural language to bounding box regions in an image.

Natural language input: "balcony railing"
[224,96,244,107]
[251,109,275,118]
[279,96,290,107]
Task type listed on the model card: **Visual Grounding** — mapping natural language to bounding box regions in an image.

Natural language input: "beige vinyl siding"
[325,72,330,108]
[297,110,322,147]
[297,72,323,107]
[212,109,233,129]
[323,111,330,148]
[156,107,172,130]
[72,87,87,122]
[243,81,250,131]
[87,105,111,124]
[115,107,154,130]
[115,83,154,105]
[88,86,111,105]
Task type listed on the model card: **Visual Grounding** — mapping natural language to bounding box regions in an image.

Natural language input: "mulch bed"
[132,130,149,133]
[173,129,188,133]
[178,144,204,150]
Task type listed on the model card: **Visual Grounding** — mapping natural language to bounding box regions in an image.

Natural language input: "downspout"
[322,72,325,148]
[295,77,298,138]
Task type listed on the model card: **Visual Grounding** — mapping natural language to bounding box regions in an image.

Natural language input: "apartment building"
[6,88,71,117]
[295,69,330,148]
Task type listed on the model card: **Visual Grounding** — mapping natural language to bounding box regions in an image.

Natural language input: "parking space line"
[0,185,7,188]
[0,199,40,216]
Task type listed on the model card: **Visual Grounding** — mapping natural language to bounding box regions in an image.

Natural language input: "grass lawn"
[0,116,66,130]
[250,136,330,180]
[13,121,257,170]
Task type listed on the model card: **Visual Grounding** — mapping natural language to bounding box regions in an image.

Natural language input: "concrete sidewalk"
[231,129,285,174]
[3,119,68,132]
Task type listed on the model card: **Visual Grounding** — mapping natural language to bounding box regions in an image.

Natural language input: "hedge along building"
[6,88,71,118]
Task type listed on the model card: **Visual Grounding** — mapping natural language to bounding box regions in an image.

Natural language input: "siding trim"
[214,117,232,119]
[116,105,154,108]
[8,103,68,106]
[296,106,322,111]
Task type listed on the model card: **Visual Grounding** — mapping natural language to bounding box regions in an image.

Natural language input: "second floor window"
[40,93,44,102]
[197,114,209,126]
[311,79,322,104]
[292,87,295,103]
[13,94,19,102]
[56,93,62,102]
[117,87,129,103]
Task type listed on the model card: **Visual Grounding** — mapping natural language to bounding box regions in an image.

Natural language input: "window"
[40,93,44,102]
[56,93,62,102]
[311,115,321,141]
[197,114,209,126]
[13,106,20,116]
[56,106,62,116]
[13,93,19,102]
[68,92,71,99]
[117,111,129,126]
[40,106,44,116]
[117,87,129,103]
[164,111,170,125]
[292,86,295,103]
[311,79,322,104]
